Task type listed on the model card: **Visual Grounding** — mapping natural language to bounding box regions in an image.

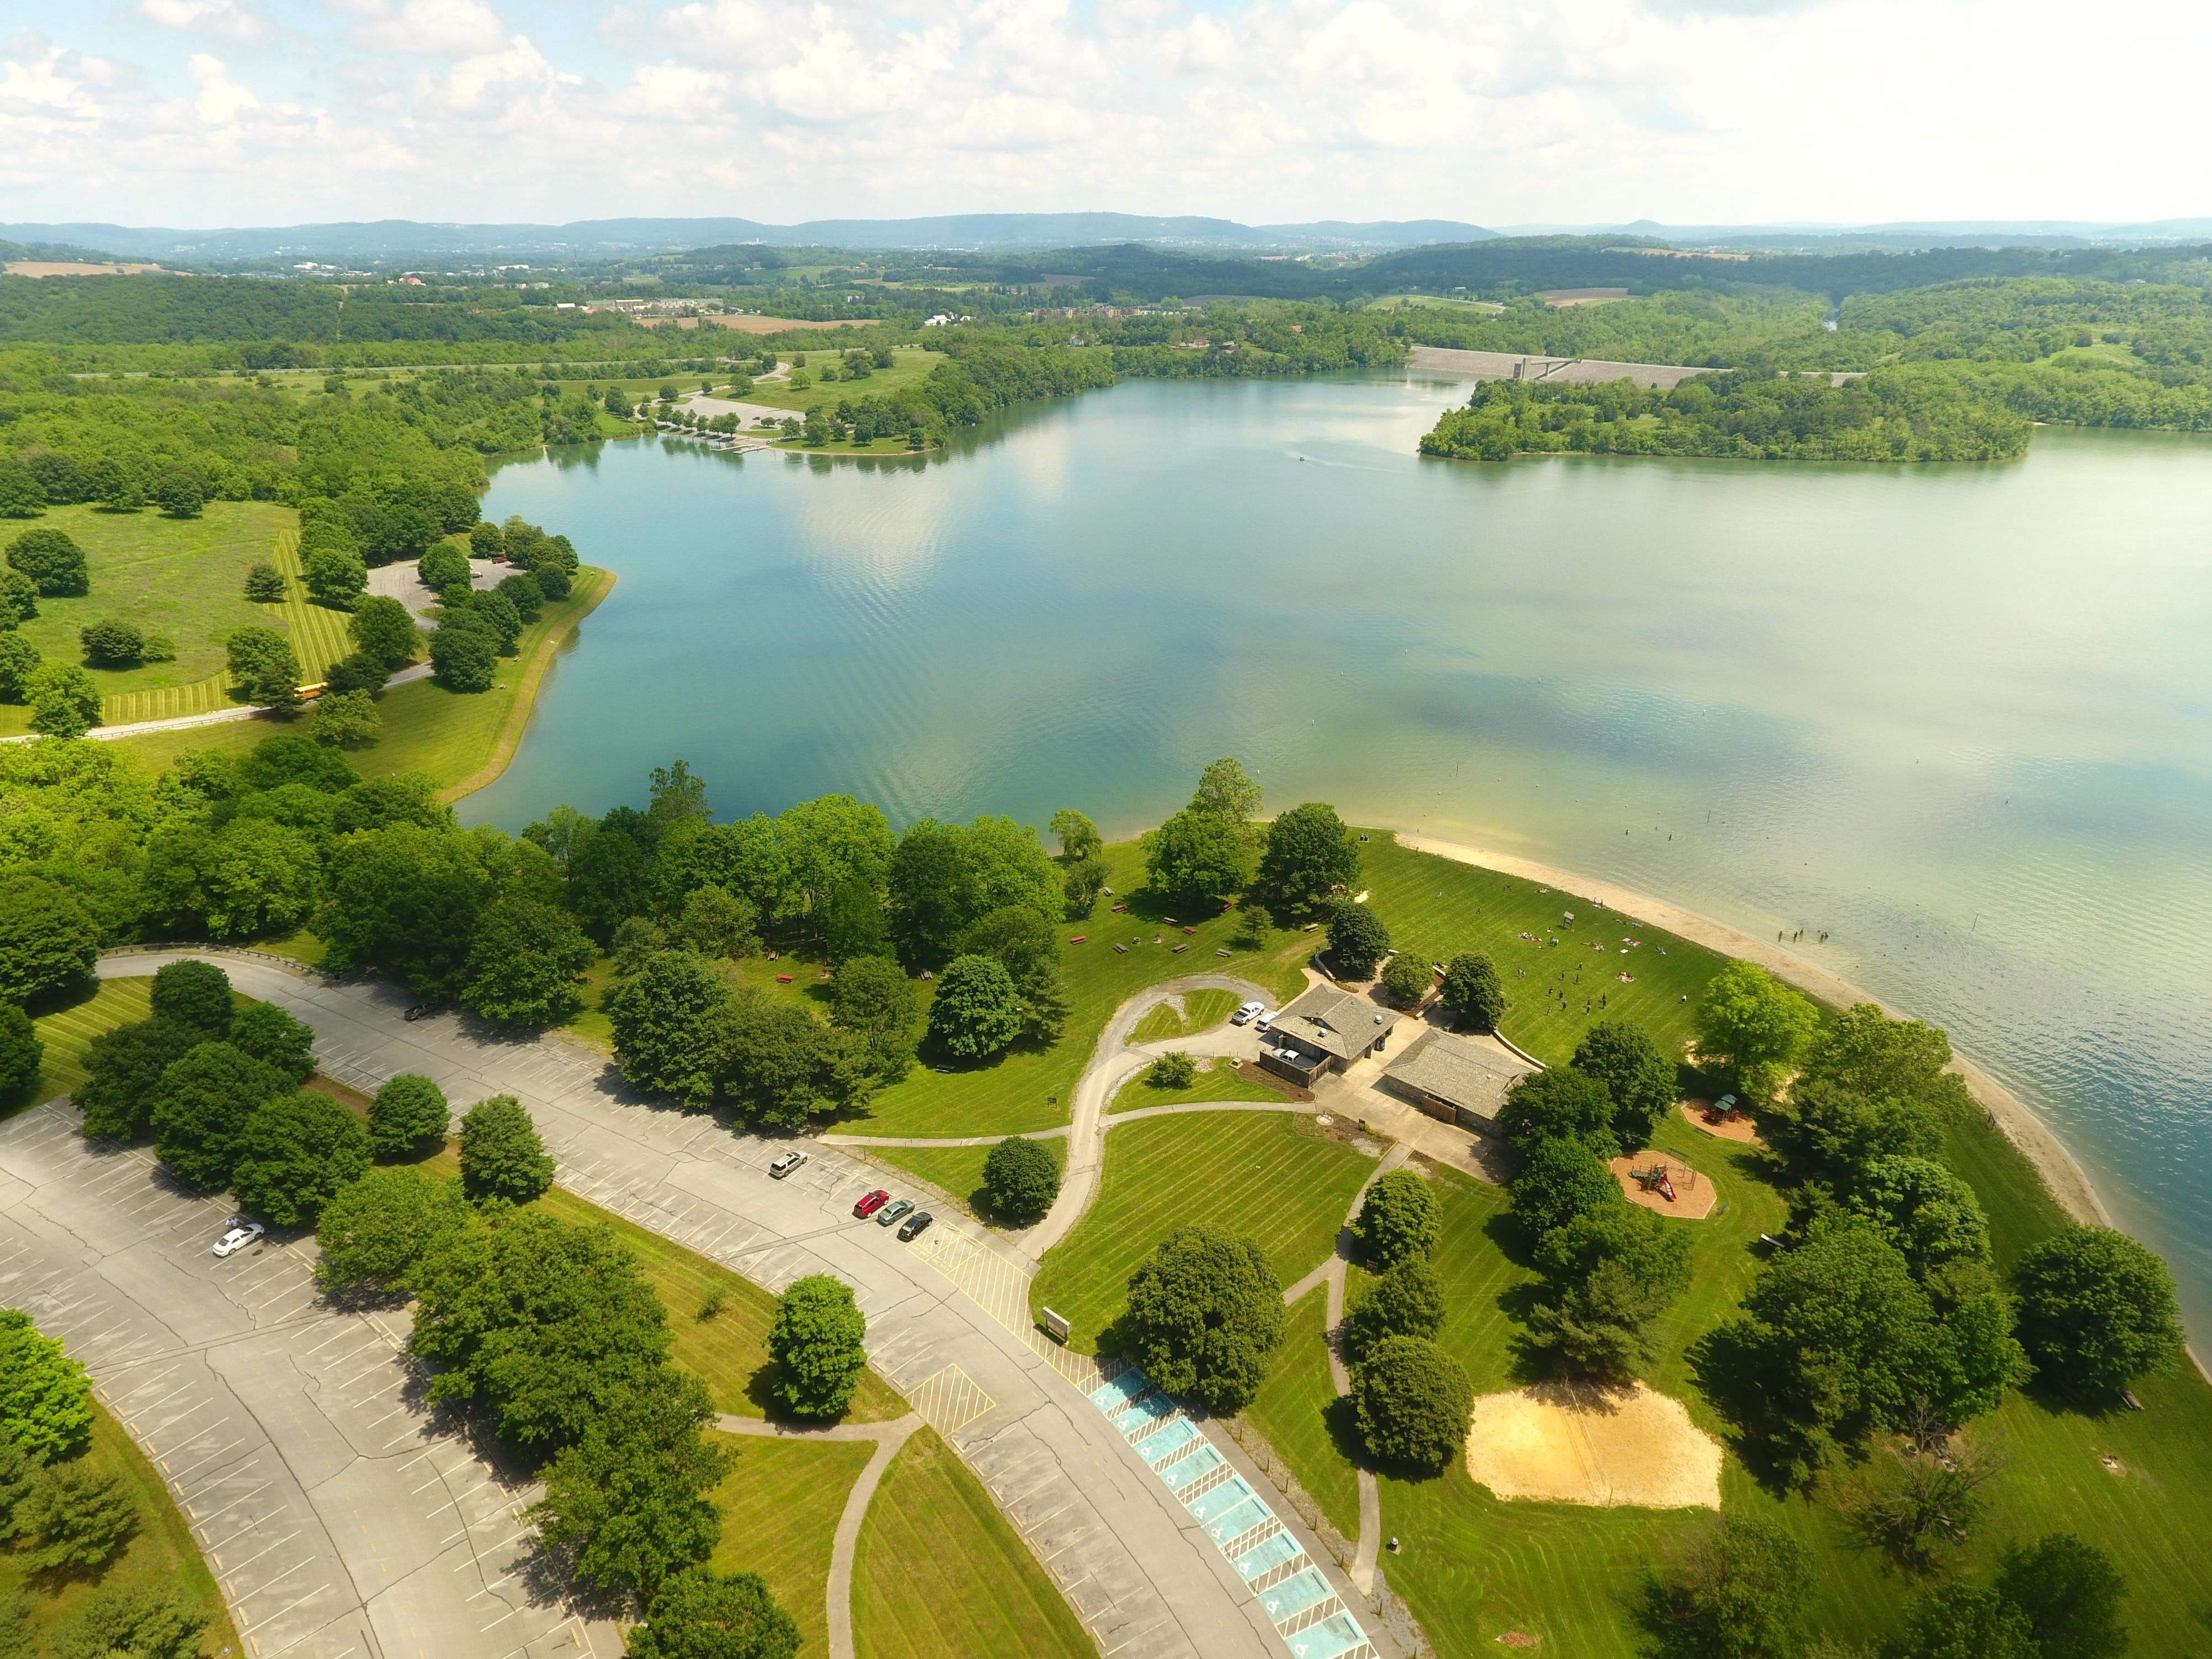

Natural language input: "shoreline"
[440,565,615,805]
[1391,828,2113,1231]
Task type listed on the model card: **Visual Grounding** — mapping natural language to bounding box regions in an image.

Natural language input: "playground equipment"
[1631,1162,1690,1203]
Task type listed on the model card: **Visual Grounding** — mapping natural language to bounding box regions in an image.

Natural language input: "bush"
[0,875,100,1003]
[1573,1020,1678,1150]
[16,1462,137,1572]
[0,1307,92,1460]
[0,1003,40,1100]
[152,958,233,1038]
[981,1136,1059,1223]
[76,1019,197,1140]
[2013,1226,2184,1396]
[625,1567,801,1659]
[229,1001,314,1082]
[49,1581,208,1659]
[1352,1334,1472,1474]
[25,663,101,737]
[417,542,471,590]
[316,1165,472,1293]
[1436,950,1507,1030]
[310,687,381,748]
[231,1090,371,1228]
[7,528,88,596]
[1379,952,1431,1006]
[430,613,497,691]
[1353,1168,1439,1267]
[77,618,143,665]
[1325,900,1391,978]
[154,470,204,518]
[1342,1257,1445,1369]
[925,953,1022,1058]
[369,1072,451,1158]
[457,1094,555,1203]
[1146,1050,1197,1088]
[1120,1226,1283,1412]
[768,1275,868,1420]
[244,560,288,602]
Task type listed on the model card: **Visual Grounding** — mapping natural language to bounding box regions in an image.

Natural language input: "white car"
[1254,1009,1280,1034]
[768,1150,809,1180]
[1230,1000,1265,1027]
[212,1222,265,1258]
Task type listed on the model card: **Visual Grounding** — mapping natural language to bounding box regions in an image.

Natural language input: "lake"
[466,374,2212,1341]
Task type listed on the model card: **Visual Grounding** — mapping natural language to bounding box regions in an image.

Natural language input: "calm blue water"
[465,375,2212,1341]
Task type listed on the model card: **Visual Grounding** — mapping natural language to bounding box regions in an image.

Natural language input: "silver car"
[768,1150,809,1180]
[212,1222,265,1258]
[876,1198,916,1227]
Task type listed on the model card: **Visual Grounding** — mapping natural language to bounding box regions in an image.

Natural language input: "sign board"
[1040,1306,1072,1344]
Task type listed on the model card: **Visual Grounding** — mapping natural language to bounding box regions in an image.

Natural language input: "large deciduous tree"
[926,954,1023,1059]
[148,1042,290,1190]
[368,1073,451,1159]
[0,875,98,1003]
[0,1308,93,1460]
[315,1166,472,1294]
[1572,1020,1677,1150]
[1324,900,1391,979]
[982,1137,1060,1223]
[1694,961,1817,1103]
[1498,1065,1620,1159]
[1352,1335,1472,1474]
[768,1275,868,1420]
[1120,1227,1282,1413]
[1141,807,1253,909]
[457,1095,555,1204]
[1255,802,1359,916]
[231,1091,371,1227]
[2012,1226,2183,1397]
[624,1567,801,1659]
[1353,1170,1439,1269]
[460,896,596,1025]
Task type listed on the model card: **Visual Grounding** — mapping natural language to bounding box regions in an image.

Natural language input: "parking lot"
[0,1102,604,1659]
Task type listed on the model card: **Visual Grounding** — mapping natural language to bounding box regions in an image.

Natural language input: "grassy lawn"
[110,565,612,796]
[1358,833,1733,1067]
[1028,1110,1375,1353]
[1108,1053,1287,1113]
[1129,987,1244,1045]
[706,1430,874,1658]
[852,1426,1093,1659]
[22,975,155,1106]
[1244,1290,1363,1538]
[865,1136,1066,1223]
[0,1405,242,1659]
[742,346,946,415]
[848,843,1312,1139]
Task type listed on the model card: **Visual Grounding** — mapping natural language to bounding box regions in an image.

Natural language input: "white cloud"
[351,0,509,56]
[137,0,275,44]
[187,50,259,125]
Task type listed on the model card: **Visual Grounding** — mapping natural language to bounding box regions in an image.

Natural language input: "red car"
[853,1189,890,1219]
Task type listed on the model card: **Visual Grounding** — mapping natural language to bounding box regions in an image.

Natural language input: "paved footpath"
[92,953,1288,1659]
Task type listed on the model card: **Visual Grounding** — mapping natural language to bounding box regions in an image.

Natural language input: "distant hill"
[1492,217,2212,251]
[0,215,1498,263]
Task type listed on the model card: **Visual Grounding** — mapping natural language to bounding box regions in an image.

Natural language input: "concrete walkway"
[712,1413,922,1659]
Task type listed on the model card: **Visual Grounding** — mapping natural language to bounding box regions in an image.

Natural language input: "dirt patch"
[4,260,162,277]
[1466,1381,1721,1509]
[1680,1099,1762,1145]
[1609,1155,1717,1219]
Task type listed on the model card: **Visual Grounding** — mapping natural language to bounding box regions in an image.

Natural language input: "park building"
[1258,985,1397,1086]
[1380,1029,1532,1136]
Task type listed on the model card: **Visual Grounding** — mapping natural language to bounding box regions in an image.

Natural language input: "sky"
[1,0,2206,231]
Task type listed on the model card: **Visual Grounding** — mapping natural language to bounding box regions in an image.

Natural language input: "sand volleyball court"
[1465,1382,1721,1509]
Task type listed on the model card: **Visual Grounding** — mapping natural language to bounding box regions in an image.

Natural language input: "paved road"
[0,1104,600,1659]
[96,952,1288,1659]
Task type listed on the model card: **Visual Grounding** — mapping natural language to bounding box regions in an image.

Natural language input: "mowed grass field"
[1358,834,1732,1066]
[1029,1110,1374,1353]
[1244,1290,1362,1538]
[706,1432,874,1658]
[23,974,154,1105]
[851,1427,1094,1659]
[850,842,1312,1139]
[744,346,947,415]
[1129,987,1244,1044]
[1108,1054,1286,1113]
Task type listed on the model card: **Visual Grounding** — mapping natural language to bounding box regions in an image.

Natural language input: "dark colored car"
[853,1189,890,1219]
[897,1211,934,1242]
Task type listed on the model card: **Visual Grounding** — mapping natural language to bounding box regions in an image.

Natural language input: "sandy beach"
[1394,830,2112,1229]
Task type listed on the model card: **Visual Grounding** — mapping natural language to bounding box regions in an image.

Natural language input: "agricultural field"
[851,1427,1095,1659]
[1028,1109,1373,1352]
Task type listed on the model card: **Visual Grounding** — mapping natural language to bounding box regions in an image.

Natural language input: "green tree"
[418,542,471,589]
[430,611,497,691]
[1188,756,1262,822]
[1120,1226,1283,1412]
[827,954,918,1083]
[1644,1516,1813,1659]
[465,587,524,654]
[324,651,391,695]
[1759,1076,1945,1189]
[1048,808,1103,861]
[1993,1533,2127,1659]
[350,594,422,667]
[77,1020,197,1140]
[226,625,302,709]
[776,794,895,924]
[369,1073,451,1159]
[1146,1050,1196,1088]
[17,1463,137,1572]
[533,1368,731,1598]
[823,875,893,964]
[982,1136,1060,1223]
[1354,1168,1439,1268]
[1255,802,1359,915]
[1498,1065,1620,1157]
[49,1580,208,1659]
[302,541,368,608]
[1847,1435,2006,1573]
[244,560,288,602]
[676,884,760,960]
[1061,853,1108,920]
[0,567,35,625]
[7,529,88,596]
[1527,1203,1694,1380]
[231,1090,371,1227]
[1573,1020,1678,1149]
[0,1004,39,1102]
[885,816,1058,968]
[316,821,505,998]
[498,570,545,622]
[1352,1334,1471,1474]
[0,458,41,517]
[154,470,204,518]
[926,954,1022,1058]
[1141,807,1253,908]
[0,875,98,1001]
[1341,1257,1446,1369]
[310,688,380,748]
[1849,1156,1991,1280]
[148,1042,289,1189]
[1695,961,1817,1102]
[625,1567,801,1659]
[461,896,596,1025]
[1379,952,1431,1006]
[768,1275,868,1420]
[0,633,38,703]
[609,950,733,1108]
[1882,1583,2035,1659]
[0,1308,92,1460]
[25,662,101,737]
[2013,1226,2183,1396]
[230,1001,315,1083]
[718,993,875,1130]
[1508,1135,1625,1237]
[77,618,144,666]
[458,1095,556,1203]
[316,1165,472,1293]
[1326,901,1391,978]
